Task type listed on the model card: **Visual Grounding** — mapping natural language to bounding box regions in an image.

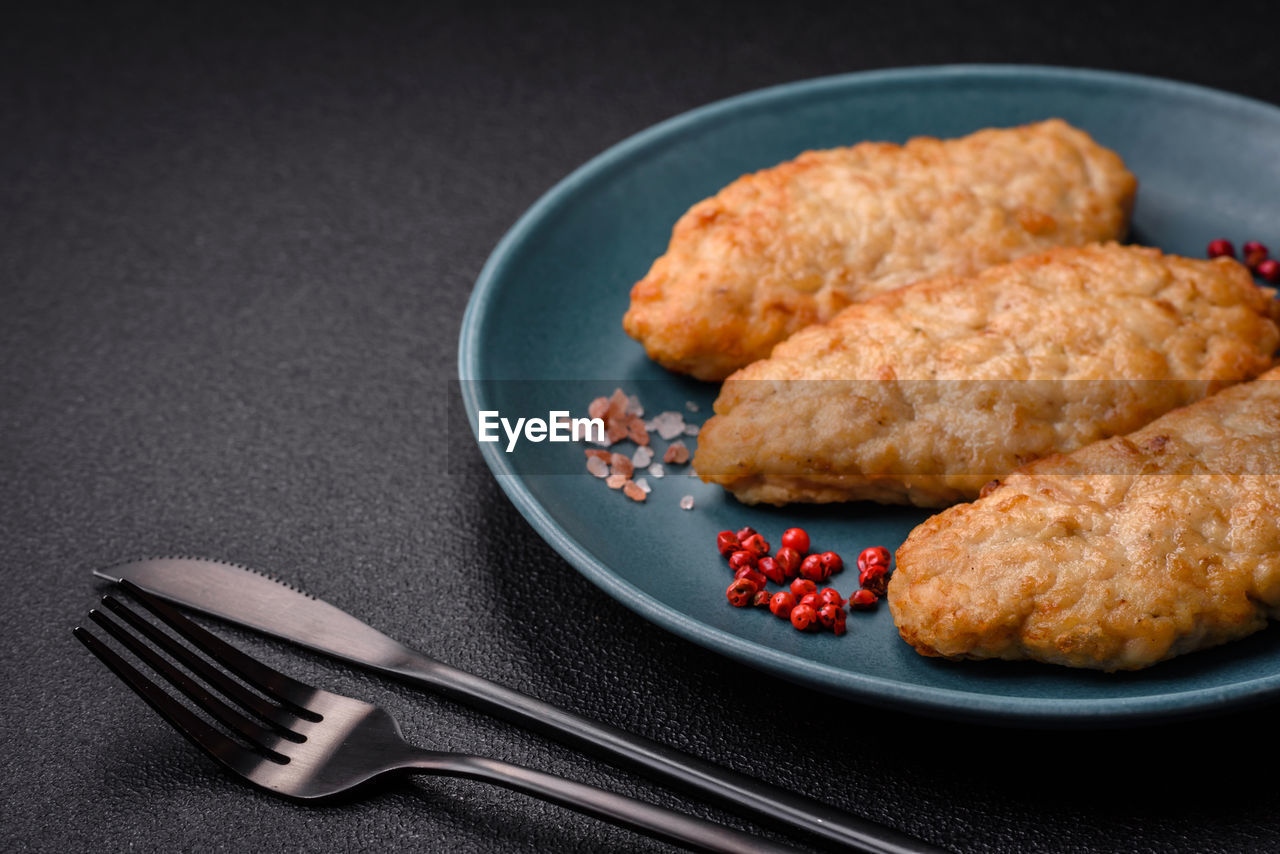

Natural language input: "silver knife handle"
[384,651,942,854]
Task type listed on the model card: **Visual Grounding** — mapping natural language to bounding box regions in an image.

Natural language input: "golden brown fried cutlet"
[889,367,1280,671]
[693,244,1280,507]
[623,119,1137,380]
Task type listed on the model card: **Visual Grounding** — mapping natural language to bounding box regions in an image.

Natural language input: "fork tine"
[119,579,321,720]
[101,595,308,736]
[73,624,261,772]
[91,604,299,752]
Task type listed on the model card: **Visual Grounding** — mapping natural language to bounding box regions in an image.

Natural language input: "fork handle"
[387,653,943,854]
[408,752,796,854]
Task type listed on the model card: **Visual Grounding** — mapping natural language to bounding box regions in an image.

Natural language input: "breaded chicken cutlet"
[623,119,1137,380]
[693,244,1280,507]
[889,367,1280,671]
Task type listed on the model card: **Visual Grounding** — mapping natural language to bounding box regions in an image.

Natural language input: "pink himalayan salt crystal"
[650,411,686,440]
[663,441,690,465]
[623,480,647,502]
[584,448,611,462]
[586,456,609,478]
[589,387,649,448]
[609,453,634,478]
[606,420,629,444]
[605,473,628,489]
[627,418,649,446]
[679,495,695,510]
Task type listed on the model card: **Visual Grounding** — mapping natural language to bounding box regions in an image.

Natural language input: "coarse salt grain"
[606,420,629,445]
[606,473,628,489]
[679,495,695,510]
[609,453,634,478]
[686,401,699,412]
[623,480,647,502]
[634,477,651,494]
[648,463,665,478]
[683,423,699,436]
[627,418,650,445]
[592,387,649,448]
[632,446,653,468]
[653,411,686,440]
[586,456,609,478]
[663,441,690,465]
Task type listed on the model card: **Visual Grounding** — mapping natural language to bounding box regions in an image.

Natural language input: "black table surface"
[5,3,1280,852]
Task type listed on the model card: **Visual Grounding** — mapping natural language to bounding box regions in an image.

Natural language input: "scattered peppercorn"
[757,556,786,585]
[857,546,891,573]
[799,554,829,582]
[769,591,797,619]
[790,603,817,631]
[817,603,844,630]
[818,551,843,576]
[1207,239,1235,259]
[726,577,760,608]
[715,526,874,635]
[740,533,771,558]
[789,578,818,598]
[849,589,879,610]
[716,531,740,557]
[859,563,889,596]
[773,547,802,579]
[780,527,811,554]
[817,587,845,608]
[1243,241,1269,272]
[1258,258,1280,284]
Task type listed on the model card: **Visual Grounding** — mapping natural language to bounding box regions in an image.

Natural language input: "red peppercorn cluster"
[1207,238,1280,284]
[717,527,894,637]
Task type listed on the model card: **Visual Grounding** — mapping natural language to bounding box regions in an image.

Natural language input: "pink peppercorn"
[799,554,829,582]
[1207,239,1235,259]
[769,591,797,619]
[1258,258,1280,283]
[728,550,757,573]
[789,578,817,598]
[849,589,879,610]
[790,603,817,631]
[773,547,803,579]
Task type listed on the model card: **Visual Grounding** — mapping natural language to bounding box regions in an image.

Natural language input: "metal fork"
[73,581,796,854]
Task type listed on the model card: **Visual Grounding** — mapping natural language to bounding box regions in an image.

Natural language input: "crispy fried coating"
[623,120,1137,380]
[889,368,1280,671]
[693,245,1280,507]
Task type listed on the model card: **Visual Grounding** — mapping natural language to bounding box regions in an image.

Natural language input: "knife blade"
[96,557,941,854]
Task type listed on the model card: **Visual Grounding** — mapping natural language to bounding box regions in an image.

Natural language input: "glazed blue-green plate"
[458,66,1280,725]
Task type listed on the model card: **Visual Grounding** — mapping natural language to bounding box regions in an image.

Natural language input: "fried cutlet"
[623,120,1137,380]
[889,367,1280,671]
[693,244,1279,507]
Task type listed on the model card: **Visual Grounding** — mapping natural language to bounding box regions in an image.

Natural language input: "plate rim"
[457,64,1280,725]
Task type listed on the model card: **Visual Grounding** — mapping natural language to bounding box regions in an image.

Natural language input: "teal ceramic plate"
[458,66,1280,725]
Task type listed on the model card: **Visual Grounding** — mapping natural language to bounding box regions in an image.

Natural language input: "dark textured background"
[4,2,1280,852]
